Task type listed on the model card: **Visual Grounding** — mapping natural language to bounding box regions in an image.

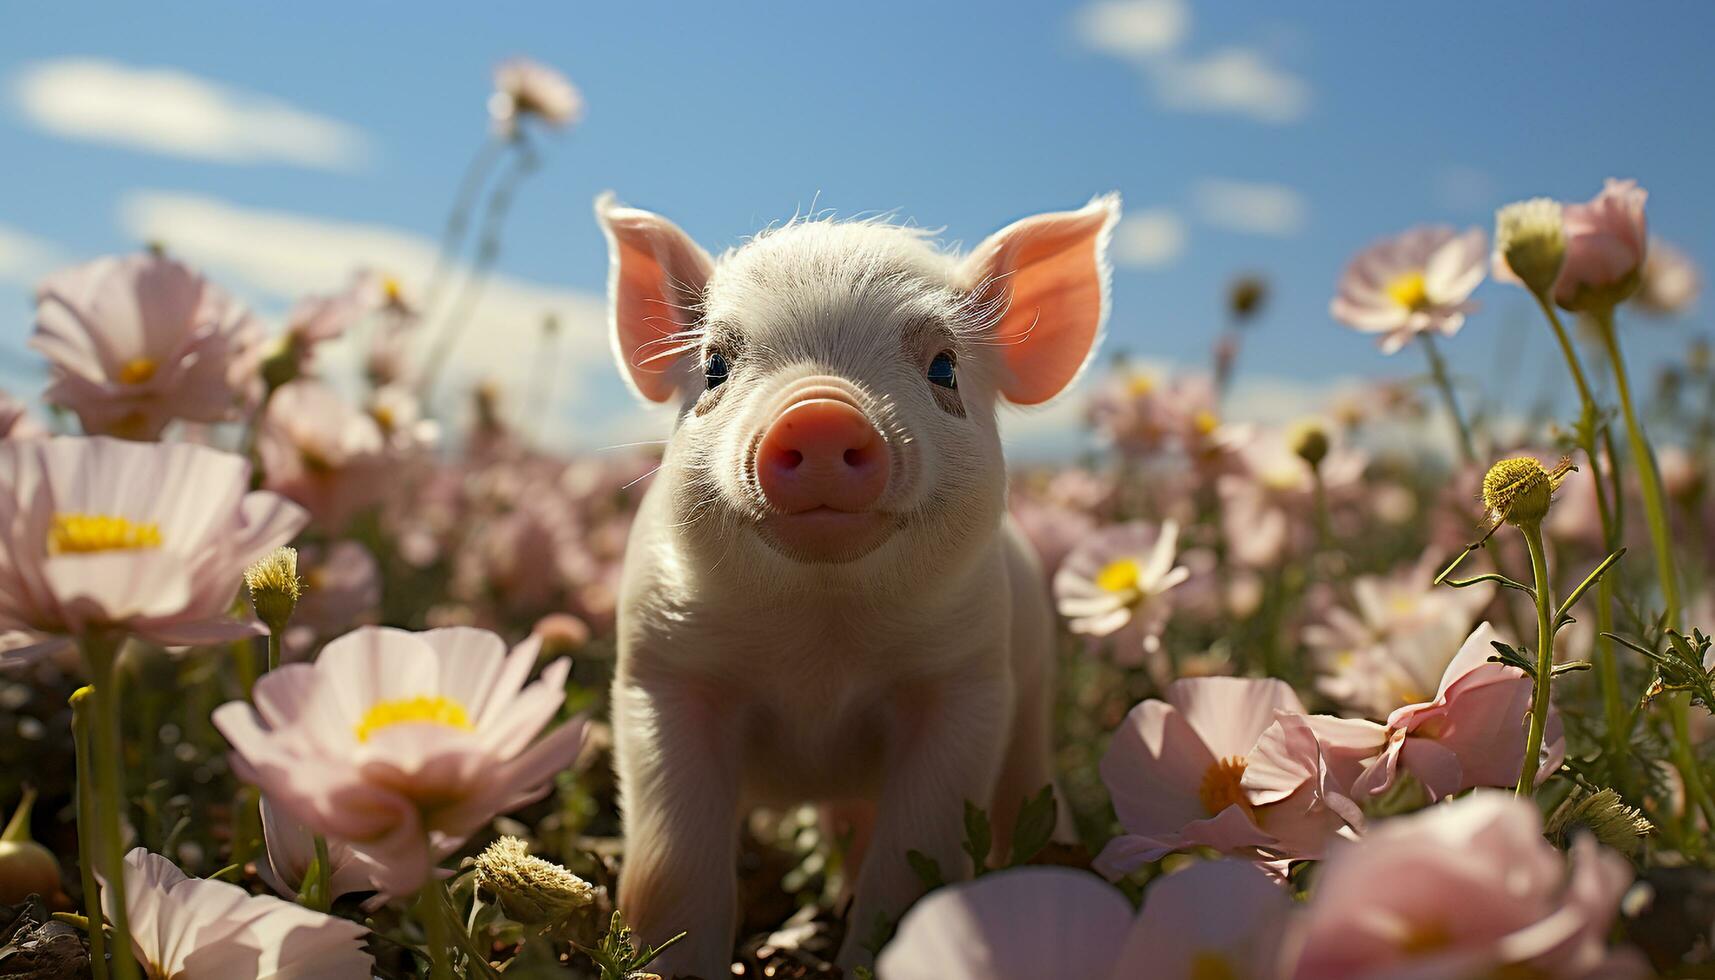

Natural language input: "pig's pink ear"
[595,192,715,402]
[959,194,1120,405]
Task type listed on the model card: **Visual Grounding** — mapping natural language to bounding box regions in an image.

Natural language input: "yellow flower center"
[1189,952,1240,980]
[1386,271,1430,311]
[48,514,162,554]
[1127,373,1157,397]
[1399,919,1452,954]
[354,695,473,742]
[1095,558,1141,594]
[1198,755,1251,817]
[117,358,159,385]
[1192,409,1219,436]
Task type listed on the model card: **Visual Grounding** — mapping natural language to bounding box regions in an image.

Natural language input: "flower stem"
[69,689,109,980]
[1420,333,1476,464]
[1532,292,1631,791]
[418,881,455,980]
[1515,522,1556,797]
[312,834,332,913]
[267,629,282,674]
[83,634,141,980]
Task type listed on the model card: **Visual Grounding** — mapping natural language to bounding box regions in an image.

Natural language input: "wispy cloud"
[1192,178,1308,236]
[11,59,369,170]
[0,223,68,288]
[1112,208,1187,268]
[116,191,610,439]
[1072,0,1310,124]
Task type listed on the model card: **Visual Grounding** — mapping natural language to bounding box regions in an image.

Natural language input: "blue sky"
[1,1,1710,451]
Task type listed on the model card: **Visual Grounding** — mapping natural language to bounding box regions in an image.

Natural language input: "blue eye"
[927,350,957,390]
[705,351,729,389]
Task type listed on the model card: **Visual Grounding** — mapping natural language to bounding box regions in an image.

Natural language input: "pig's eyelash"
[633,327,707,369]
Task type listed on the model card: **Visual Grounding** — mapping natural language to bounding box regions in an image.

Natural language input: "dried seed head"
[1547,788,1652,855]
[1482,456,1574,529]
[244,547,301,632]
[474,836,595,926]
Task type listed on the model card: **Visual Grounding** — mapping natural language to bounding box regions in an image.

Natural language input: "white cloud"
[115,190,612,441]
[1111,209,1187,268]
[11,59,368,170]
[1192,178,1308,236]
[1072,2,1310,125]
[0,223,67,288]
[1149,48,1310,124]
[1073,0,1188,58]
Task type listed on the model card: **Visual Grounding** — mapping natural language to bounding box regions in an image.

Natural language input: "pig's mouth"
[756,507,897,564]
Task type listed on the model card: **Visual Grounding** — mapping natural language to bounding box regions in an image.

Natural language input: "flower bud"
[1227,275,1268,323]
[0,788,66,906]
[1554,179,1648,313]
[244,546,302,633]
[1482,456,1574,529]
[1287,420,1330,469]
[1494,198,1566,297]
[474,836,595,926]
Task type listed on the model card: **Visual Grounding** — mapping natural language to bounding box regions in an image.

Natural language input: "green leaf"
[1605,628,1715,713]
[1007,785,1058,868]
[1486,640,1538,678]
[906,849,944,892]
[962,800,991,875]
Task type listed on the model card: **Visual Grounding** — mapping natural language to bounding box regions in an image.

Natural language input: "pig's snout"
[756,396,889,513]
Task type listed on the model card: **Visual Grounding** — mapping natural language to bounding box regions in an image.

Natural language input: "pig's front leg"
[836,672,1013,969]
[613,672,743,979]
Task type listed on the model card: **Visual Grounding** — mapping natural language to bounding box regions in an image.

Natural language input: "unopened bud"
[1482,456,1574,529]
[0,788,65,906]
[1288,420,1330,468]
[1227,275,1268,322]
[474,836,595,926]
[244,547,301,633]
[1495,198,1566,297]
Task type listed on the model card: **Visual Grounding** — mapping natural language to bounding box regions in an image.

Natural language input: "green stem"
[1593,307,1679,624]
[70,690,109,980]
[1532,292,1631,792]
[312,834,332,913]
[84,635,141,980]
[267,630,282,674]
[1516,522,1556,797]
[1420,333,1477,464]
[417,881,455,980]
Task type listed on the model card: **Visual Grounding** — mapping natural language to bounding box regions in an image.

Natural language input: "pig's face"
[597,196,1119,578]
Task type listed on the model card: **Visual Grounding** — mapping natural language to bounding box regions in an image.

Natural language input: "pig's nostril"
[755,397,890,513]
[843,448,862,467]
[785,450,803,468]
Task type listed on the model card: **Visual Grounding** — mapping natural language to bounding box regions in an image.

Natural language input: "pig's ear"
[595,192,715,403]
[959,194,1120,405]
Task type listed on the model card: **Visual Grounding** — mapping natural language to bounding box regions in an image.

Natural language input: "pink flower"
[1555,179,1649,312]
[213,625,587,897]
[1353,622,1563,801]
[257,379,389,529]
[257,797,375,903]
[104,848,371,978]
[1306,551,1493,719]
[1009,496,1095,578]
[1635,237,1701,315]
[0,391,45,440]
[490,57,583,133]
[1287,792,1648,979]
[31,253,263,439]
[282,540,381,660]
[1054,520,1189,673]
[1094,678,1361,876]
[0,437,306,662]
[1331,226,1486,354]
[879,861,1291,980]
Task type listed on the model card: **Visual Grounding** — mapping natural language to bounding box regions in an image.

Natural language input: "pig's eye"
[927,351,957,390]
[705,352,730,389]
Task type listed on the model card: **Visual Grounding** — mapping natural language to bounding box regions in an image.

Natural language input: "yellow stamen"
[49,514,162,554]
[1386,271,1430,311]
[1189,953,1240,980]
[117,358,158,385]
[1127,373,1157,397]
[1192,409,1219,436]
[354,695,473,742]
[1198,755,1251,817]
[1095,558,1141,594]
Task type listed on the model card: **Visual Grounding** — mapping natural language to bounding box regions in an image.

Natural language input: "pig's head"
[596,194,1119,584]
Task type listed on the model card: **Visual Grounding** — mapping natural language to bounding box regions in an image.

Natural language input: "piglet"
[594,192,1120,976]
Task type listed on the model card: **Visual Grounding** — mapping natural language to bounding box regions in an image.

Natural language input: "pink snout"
[756,397,889,513]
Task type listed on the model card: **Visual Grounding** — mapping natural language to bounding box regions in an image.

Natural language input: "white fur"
[596,197,1115,976]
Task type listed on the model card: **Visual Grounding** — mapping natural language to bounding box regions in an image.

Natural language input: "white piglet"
[595,192,1120,977]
